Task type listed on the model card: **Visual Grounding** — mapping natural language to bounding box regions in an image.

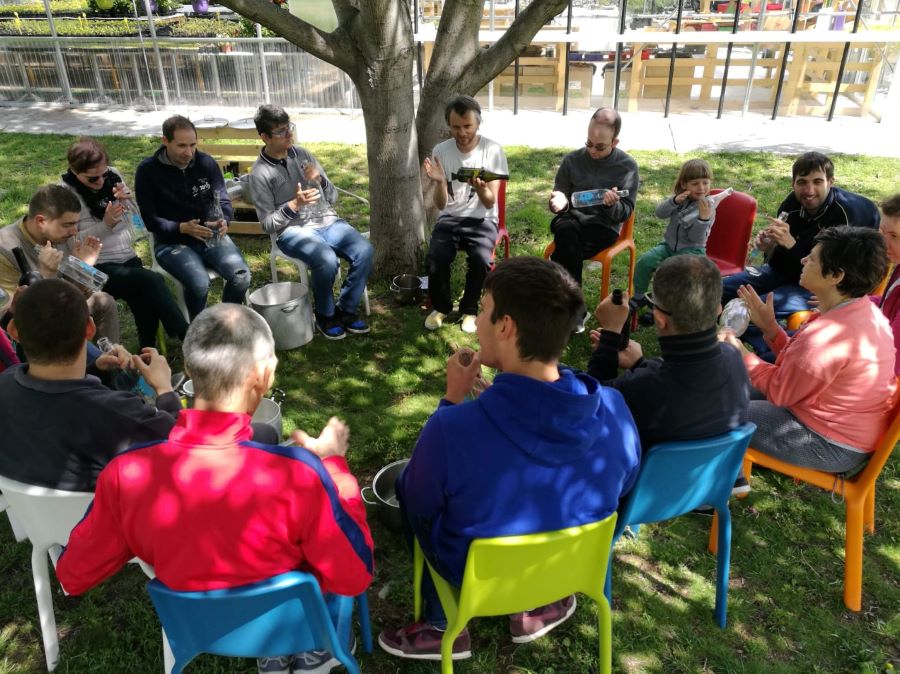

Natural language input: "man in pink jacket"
[57,303,374,674]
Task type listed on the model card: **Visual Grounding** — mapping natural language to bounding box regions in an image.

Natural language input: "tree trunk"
[354,59,426,276]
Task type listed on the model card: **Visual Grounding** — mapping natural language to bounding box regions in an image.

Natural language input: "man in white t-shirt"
[423,96,509,333]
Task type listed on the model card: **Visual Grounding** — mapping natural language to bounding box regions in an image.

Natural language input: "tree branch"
[214,0,356,73]
[458,0,569,92]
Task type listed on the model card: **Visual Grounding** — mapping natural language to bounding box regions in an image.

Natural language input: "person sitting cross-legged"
[378,257,640,661]
[56,303,374,674]
[250,104,373,340]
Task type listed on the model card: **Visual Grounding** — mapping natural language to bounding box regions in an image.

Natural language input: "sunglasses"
[269,123,296,138]
[645,293,673,316]
[80,172,107,184]
[585,140,614,151]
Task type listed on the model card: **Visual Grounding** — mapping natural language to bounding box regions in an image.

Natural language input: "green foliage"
[0,15,240,36]
[0,132,898,673]
[85,0,177,16]
[0,0,87,16]
[170,16,242,37]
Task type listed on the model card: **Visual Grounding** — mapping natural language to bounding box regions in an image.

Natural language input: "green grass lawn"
[0,133,898,673]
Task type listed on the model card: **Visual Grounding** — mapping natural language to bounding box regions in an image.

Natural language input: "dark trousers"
[397,495,460,629]
[96,256,189,348]
[427,216,498,316]
[550,213,620,285]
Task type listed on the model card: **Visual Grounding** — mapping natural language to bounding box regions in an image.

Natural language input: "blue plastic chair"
[147,571,372,674]
[605,423,756,628]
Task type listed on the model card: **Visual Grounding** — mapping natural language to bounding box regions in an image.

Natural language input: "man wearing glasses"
[548,107,639,287]
[250,104,373,341]
[587,255,750,492]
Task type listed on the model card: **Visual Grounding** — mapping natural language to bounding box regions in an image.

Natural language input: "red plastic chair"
[492,180,509,266]
[705,188,757,277]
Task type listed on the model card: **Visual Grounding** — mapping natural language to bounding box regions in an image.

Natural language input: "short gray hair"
[652,255,722,334]
[183,304,275,402]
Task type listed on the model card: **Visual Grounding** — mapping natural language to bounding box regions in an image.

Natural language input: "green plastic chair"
[413,513,618,674]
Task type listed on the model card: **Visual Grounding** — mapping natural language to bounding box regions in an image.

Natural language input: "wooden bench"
[196,126,264,235]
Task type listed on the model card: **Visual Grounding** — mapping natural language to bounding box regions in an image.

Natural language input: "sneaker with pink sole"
[378,620,472,661]
[508,595,577,643]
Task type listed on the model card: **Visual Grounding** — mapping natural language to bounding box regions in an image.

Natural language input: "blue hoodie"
[398,367,641,584]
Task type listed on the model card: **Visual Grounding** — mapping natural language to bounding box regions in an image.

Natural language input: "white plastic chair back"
[1,492,28,542]
[0,474,93,671]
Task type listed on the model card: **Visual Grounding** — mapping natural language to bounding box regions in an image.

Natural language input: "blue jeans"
[155,236,251,319]
[276,220,373,318]
[722,264,812,318]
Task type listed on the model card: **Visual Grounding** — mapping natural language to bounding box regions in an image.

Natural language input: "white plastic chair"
[268,186,371,317]
[148,232,221,322]
[1,492,28,542]
[0,474,93,672]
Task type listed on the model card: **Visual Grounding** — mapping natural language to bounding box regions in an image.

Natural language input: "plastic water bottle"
[204,189,225,248]
[299,161,328,218]
[36,245,108,293]
[114,185,147,240]
[571,188,630,208]
[97,337,156,404]
[707,187,734,208]
[719,298,750,337]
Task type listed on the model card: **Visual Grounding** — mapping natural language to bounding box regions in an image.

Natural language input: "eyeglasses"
[645,293,672,316]
[585,140,613,152]
[269,123,296,138]
[79,171,107,184]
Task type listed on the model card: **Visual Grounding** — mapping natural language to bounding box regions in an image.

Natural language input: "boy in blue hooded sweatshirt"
[379,256,641,662]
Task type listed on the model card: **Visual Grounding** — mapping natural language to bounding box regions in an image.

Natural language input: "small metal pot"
[390,275,424,305]
[361,459,409,529]
[251,388,285,439]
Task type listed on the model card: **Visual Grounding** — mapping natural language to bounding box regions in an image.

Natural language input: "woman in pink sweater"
[724,226,896,473]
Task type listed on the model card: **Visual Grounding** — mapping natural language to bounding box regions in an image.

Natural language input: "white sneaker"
[460,314,477,334]
[425,310,447,330]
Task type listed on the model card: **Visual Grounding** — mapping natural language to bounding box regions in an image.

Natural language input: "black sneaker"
[315,313,346,340]
[337,308,370,335]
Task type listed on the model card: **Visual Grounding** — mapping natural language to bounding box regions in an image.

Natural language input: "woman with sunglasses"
[61,137,188,349]
[722,226,896,474]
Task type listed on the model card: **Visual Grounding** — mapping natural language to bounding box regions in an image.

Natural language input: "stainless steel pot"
[361,459,409,529]
[390,275,424,305]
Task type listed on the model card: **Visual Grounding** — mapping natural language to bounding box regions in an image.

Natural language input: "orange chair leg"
[600,263,611,301]
[864,486,875,534]
[742,456,754,481]
[843,499,865,612]
[708,511,719,555]
[626,249,636,298]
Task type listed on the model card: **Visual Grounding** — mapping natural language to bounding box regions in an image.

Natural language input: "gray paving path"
[1,103,898,157]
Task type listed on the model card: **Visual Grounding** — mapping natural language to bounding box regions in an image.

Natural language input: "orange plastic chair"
[739,392,900,611]
[542,211,636,300]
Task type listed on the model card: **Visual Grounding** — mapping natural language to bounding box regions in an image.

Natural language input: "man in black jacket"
[722,151,879,318]
[135,115,251,320]
[588,255,750,457]
[0,279,179,491]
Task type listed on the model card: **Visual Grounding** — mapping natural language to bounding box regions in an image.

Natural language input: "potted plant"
[191,0,209,13]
